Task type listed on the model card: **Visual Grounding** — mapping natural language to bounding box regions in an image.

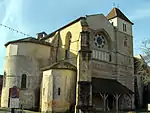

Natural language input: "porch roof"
[92,78,134,94]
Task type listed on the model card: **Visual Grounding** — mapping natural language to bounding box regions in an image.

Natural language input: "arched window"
[21,74,27,88]
[65,31,72,60]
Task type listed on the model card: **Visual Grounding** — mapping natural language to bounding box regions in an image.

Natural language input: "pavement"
[0,108,40,113]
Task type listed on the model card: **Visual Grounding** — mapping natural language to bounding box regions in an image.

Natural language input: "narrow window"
[124,24,126,32]
[21,74,27,88]
[123,23,127,32]
[58,88,60,95]
[109,54,112,62]
[111,22,114,25]
[124,37,127,47]
[65,50,70,60]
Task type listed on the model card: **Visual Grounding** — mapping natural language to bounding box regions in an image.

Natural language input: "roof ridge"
[114,7,117,17]
[41,17,85,40]
[4,37,51,47]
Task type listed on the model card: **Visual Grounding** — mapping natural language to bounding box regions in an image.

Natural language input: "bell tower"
[106,7,134,57]
[107,8,135,109]
[106,7,133,36]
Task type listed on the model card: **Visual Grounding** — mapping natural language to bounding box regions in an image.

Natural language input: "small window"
[109,54,112,62]
[21,74,27,89]
[125,24,126,31]
[65,50,70,60]
[123,23,127,32]
[58,88,60,95]
[124,38,127,47]
[111,22,114,25]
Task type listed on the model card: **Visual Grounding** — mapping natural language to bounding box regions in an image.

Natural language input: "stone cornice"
[41,61,77,71]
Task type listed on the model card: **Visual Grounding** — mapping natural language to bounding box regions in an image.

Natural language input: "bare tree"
[134,57,149,85]
[135,39,150,85]
[141,39,150,64]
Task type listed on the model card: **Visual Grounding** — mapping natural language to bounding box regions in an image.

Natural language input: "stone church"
[1,8,135,113]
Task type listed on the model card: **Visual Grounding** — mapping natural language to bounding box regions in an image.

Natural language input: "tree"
[133,39,150,85]
[134,57,149,85]
[141,39,150,64]
[134,40,150,108]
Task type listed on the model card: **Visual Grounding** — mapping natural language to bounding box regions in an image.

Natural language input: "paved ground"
[0,108,150,113]
[0,108,40,113]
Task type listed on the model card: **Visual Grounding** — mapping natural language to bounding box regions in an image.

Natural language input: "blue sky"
[0,0,150,74]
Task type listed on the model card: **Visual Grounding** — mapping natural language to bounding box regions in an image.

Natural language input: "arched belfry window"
[65,31,72,59]
[21,74,27,88]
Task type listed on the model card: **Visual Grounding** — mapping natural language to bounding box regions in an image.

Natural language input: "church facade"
[1,8,135,113]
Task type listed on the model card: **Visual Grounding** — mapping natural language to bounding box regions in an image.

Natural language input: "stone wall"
[1,55,41,110]
[41,69,76,113]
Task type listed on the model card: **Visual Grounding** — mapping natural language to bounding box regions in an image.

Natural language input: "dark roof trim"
[5,37,51,47]
[92,77,134,94]
[41,17,85,40]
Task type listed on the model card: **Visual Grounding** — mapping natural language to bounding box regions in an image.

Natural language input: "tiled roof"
[106,8,133,25]
[5,37,51,47]
[40,17,86,40]
[42,61,77,71]
[92,77,133,94]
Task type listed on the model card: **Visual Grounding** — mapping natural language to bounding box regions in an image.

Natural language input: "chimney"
[36,32,47,39]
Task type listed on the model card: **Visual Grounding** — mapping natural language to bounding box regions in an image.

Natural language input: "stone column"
[75,29,92,113]
[100,93,108,112]
[113,94,120,112]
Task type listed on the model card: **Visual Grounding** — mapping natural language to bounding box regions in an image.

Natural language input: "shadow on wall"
[53,31,77,65]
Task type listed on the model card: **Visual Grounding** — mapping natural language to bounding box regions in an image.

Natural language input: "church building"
[1,8,135,113]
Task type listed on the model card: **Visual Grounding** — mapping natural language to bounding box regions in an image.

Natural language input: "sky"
[0,0,150,74]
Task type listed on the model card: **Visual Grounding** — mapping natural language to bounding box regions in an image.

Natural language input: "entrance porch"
[92,78,134,112]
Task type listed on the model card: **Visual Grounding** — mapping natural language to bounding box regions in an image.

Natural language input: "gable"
[86,14,115,42]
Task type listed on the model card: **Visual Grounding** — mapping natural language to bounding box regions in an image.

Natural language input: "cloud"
[0,0,23,74]
[0,0,23,42]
